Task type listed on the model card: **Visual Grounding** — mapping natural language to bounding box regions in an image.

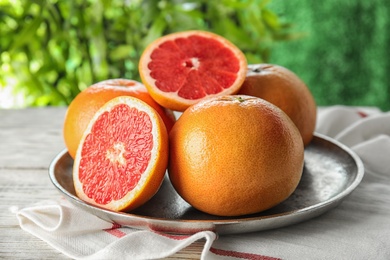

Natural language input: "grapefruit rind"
[73,96,168,212]
[238,64,317,146]
[168,95,304,216]
[92,78,146,93]
[139,30,248,111]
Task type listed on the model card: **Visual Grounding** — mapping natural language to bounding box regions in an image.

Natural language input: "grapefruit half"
[73,96,169,212]
[139,30,248,111]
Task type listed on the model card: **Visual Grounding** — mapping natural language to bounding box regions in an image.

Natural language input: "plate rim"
[49,133,365,232]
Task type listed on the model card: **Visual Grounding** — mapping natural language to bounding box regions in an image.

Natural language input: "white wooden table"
[3,107,390,259]
[0,108,202,259]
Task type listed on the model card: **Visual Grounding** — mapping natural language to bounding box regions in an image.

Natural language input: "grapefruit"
[238,64,317,146]
[139,30,247,111]
[73,96,169,212]
[168,95,304,217]
[63,78,175,159]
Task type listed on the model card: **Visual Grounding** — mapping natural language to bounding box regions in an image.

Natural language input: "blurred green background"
[269,0,390,111]
[1,0,389,110]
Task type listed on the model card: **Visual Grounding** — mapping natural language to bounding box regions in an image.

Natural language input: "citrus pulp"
[73,96,169,212]
[139,30,247,111]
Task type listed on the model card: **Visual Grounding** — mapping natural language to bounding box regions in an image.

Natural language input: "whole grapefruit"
[168,95,304,217]
[238,64,317,146]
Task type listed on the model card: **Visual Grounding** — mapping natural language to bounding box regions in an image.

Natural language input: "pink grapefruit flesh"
[73,96,168,212]
[148,35,242,99]
[139,30,247,111]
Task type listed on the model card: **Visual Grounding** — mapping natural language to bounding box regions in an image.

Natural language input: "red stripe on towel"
[210,247,281,260]
[104,223,126,238]
[357,111,368,118]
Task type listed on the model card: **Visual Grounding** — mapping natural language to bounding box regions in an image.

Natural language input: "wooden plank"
[0,108,67,169]
[0,227,68,259]
[0,168,68,259]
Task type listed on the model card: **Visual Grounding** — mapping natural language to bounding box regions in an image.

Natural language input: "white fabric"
[15,106,390,259]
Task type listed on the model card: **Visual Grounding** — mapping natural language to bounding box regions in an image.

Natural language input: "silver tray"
[49,133,364,235]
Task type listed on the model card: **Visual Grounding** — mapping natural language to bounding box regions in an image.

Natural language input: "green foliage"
[269,0,390,110]
[0,0,295,107]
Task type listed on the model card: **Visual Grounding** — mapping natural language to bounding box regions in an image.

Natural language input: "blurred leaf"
[110,45,134,61]
[142,15,167,46]
[214,18,252,49]
[9,16,43,53]
[262,8,280,30]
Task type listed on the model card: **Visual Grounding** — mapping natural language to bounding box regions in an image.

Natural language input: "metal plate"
[49,134,364,235]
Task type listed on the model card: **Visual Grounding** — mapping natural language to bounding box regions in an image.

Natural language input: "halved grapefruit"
[73,96,169,212]
[139,30,248,111]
